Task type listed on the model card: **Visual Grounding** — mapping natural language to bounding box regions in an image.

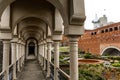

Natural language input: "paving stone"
[17,59,46,80]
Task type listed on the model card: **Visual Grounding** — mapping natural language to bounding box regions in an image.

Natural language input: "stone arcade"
[0,0,86,80]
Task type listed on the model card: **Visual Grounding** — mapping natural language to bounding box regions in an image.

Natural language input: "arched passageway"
[102,48,120,56]
[0,0,86,80]
[28,42,35,56]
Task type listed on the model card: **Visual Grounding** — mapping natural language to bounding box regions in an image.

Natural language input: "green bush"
[112,62,120,67]
[84,53,93,59]
[79,68,104,80]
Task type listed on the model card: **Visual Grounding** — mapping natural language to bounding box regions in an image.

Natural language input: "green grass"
[59,46,69,52]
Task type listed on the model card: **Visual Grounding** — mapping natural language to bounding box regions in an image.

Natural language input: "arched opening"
[102,48,120,56]
[28,42,35,56]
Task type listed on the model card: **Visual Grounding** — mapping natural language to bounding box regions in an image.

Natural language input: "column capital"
[68,36,79,42]
[0,29,12,40]
[11,37,18,43]
[64,25,84,36]
[2,40,10,44]
[46,38,53,43]
[52,34,62,41]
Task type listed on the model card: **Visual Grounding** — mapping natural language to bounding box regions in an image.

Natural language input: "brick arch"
[101,46,120,56]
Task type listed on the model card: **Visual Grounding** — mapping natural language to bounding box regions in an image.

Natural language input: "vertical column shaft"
[43,43,47,70]
[17,43,20,72]
[47,42,52,77]
[69,37,79,80]
[26,45,28,60]
[11,42,17,79]
[54,41,59,80]
[2,40,10,80]
[20,44,22,68]
[38,45,41,63]
[41,44,44,66]
[35,45,37,57]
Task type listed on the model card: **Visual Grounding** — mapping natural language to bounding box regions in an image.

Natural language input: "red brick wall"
[62,22,120,55]
[78,22,120,55]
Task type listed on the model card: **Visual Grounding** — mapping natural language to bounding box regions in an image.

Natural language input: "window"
[94,32,97,35]
[109,28,113,32]
[101,30,104,33]
[105,29,108,32]
[91,33,94,35]
[114,27,118,30]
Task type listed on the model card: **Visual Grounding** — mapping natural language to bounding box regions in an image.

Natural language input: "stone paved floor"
[17,59,46,80]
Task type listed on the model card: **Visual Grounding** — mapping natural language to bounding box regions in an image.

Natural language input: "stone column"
[21,44,25,66]
[17,43,20,72]
[2,40,10,80]
[35,44,37,57]
[11,42,17,79]
[22,44,25,65]
[54,40,60,80]
[46,41,52,77]
[20,44,22,68]
[24,44,26,63]
[52,34,62,80]
[41,43,44,66]
[26,45,28,60]
[38,44,41,63]
[43,42,47,70]
[38,45,40,62]
[69,36,79,80]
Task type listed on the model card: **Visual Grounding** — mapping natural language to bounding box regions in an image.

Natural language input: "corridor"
[17,57,45,80]
[0,0,86,80]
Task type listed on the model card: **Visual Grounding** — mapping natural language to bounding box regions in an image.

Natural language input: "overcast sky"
[84,0,120,29]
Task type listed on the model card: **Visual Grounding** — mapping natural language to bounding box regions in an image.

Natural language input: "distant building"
[61,22,120,55]
[92,14,113,29]
[79,22,120,55]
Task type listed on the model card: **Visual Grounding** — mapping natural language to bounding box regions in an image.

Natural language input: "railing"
[50,62,70,80]
[9,64,13,80]
[50,62,54,80]
[58,68,70,80]
[16,60,18,74]
[0,64,13,80]
[0,71,5,80]
[0,56,24,80]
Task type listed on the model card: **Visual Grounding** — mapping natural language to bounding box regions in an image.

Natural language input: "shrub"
[84,53,92,59]
[112,62,120,67]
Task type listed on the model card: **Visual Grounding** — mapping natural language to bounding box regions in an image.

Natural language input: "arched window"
[109,28,113,32]
[105,29,108,32]
[114,27,118,30]
[101,30,104,33]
